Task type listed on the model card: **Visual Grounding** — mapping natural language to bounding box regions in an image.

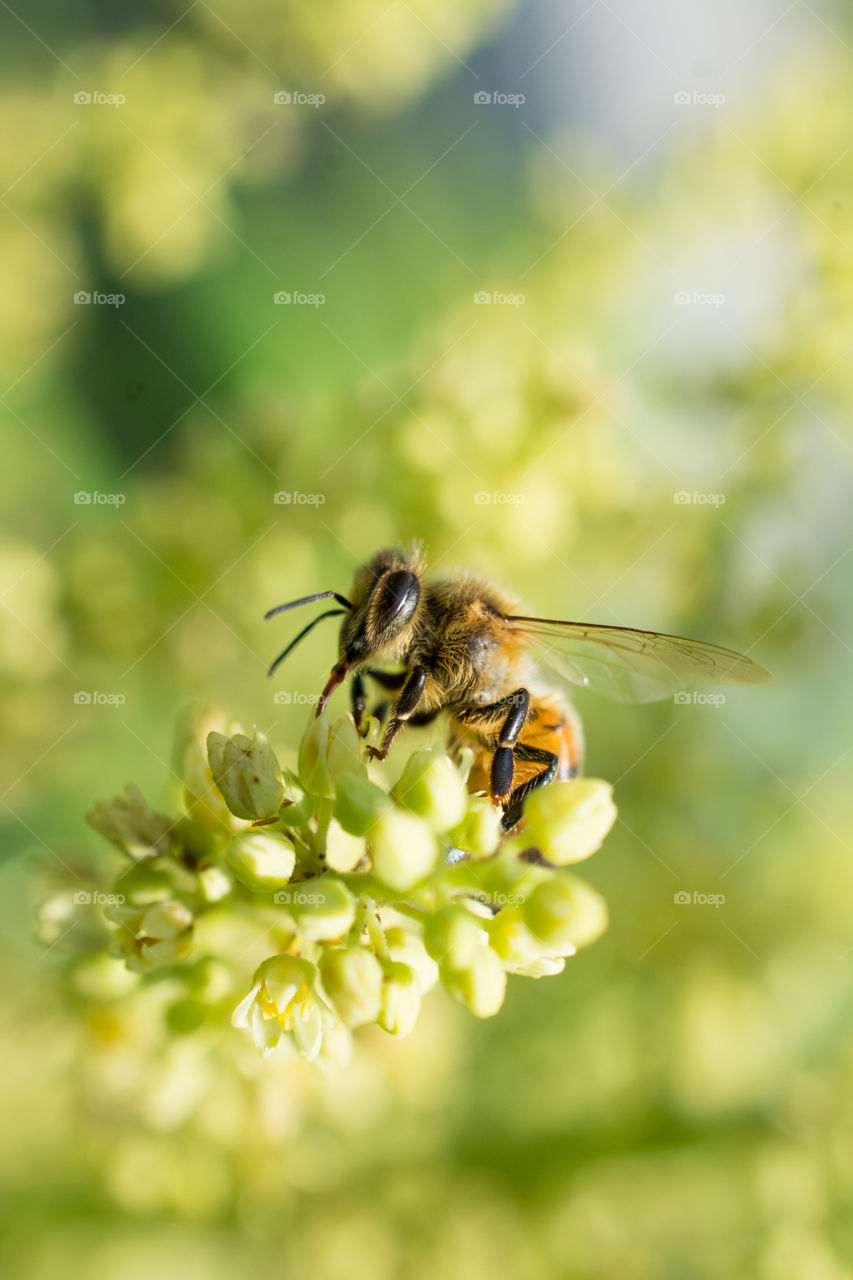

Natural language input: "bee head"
[339,545,424,665]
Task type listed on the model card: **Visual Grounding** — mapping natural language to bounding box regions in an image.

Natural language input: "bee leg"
[351,671,367,733]
[366,665,427,761]
[353,669,407,736]
[501,744,559,832]
[456,689,531,802]
[406,708,440,727]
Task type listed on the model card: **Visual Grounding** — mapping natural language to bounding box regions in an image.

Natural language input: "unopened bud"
[392,743,467,830]
[279,770,314,826]
[522,874,608,952]
[523,778,617,865]
[298,714,334,798]
[447,794,502,859]
[369,807,439,891]
[226,831,296,891]
[326,715,365,780]
[207,730,285,821]
[333,770,390,836]
[319,945,383,1027]
[377,960,421,1036]
[423,903,484,968]
[288,877,355,941]
[324,818,366,873]
[440,944,506,1018]
[488,906,567,977]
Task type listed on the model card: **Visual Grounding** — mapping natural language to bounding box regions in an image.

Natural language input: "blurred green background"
[3,1,853,1276]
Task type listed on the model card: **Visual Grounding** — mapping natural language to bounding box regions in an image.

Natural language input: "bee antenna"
[264,591,352,621]
[267,609,347,678]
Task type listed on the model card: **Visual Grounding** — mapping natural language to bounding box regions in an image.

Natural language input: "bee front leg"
[351,671,367,733]
[366,665,427,761]
[352,669,407,736]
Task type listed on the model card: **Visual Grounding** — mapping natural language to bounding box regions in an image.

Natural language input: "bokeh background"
[3,1,853,1276]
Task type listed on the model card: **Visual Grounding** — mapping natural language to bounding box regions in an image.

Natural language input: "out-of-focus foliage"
[3,0,853,1276]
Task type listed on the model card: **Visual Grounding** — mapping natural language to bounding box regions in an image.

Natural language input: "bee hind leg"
[500,743,559,832]
[457,688,531,804]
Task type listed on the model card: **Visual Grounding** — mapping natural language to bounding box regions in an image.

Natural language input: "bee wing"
[507,615,772,704]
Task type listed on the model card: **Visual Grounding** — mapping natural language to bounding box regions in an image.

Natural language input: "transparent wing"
[508,615,772,704]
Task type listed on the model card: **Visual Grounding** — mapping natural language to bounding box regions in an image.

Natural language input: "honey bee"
[266,545,771,830]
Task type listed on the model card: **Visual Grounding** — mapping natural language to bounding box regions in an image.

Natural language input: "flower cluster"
[76,709,615,1068]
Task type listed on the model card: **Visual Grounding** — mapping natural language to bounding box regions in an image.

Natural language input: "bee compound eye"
[378,570,420,629]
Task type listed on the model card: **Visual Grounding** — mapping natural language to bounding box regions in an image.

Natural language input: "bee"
[266,545,771,830]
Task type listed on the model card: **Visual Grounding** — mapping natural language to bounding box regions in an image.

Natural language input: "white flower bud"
[333,770,390,836]
[392,743,468,831]
[523,778,617,865]
[522,874,608,953]
[287,877,355,941]
[324,818,366,873]
[439,945,507,1018]
[488,906,568,977]
[207,730,285,821]
[377,960,421,1037]
[319,945,383,1027]
[447,794,502,859]
[226,831,296,891]
[297,713,334,798]
[369,807,439,891]
[423,903,485,968]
